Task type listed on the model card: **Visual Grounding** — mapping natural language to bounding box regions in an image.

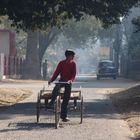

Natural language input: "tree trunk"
[113,24,122,71]
[23,30,42,79]
[38,29,58,77]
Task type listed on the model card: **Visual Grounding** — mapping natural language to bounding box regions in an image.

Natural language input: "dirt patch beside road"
[0,79,45,84]
[0,88,32,108]
[110,85,140,139]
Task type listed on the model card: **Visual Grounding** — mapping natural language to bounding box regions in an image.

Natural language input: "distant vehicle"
[96,60,117,80]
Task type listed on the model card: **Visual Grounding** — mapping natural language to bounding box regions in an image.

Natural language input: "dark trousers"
[50,83,71,119]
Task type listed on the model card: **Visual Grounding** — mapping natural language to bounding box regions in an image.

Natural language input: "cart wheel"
[80,96,83,124]
[45,99,48,108]
[55,95,61,129]
[74,99,77,110]
[36,93,41,123]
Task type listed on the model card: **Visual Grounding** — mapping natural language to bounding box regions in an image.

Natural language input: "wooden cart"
[36,84,83,129]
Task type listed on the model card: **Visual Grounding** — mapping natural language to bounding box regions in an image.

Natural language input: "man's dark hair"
[65,49,75,57]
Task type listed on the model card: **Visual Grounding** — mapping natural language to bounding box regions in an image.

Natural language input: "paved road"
[0,76,139,140]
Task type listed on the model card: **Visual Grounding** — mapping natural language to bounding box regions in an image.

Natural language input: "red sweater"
[50,59,76,82]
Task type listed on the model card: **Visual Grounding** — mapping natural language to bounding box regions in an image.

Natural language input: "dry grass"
[110,85,140,138]
[0,79,45,84]
[0,88,32,107]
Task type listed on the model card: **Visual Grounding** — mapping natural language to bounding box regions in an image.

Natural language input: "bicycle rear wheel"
[55,95,61,129]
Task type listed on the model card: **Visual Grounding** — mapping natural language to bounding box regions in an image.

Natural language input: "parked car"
[96,60,117,80]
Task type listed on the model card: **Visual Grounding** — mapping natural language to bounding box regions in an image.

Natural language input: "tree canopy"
[62,16,101,48]
[0,0,140,30]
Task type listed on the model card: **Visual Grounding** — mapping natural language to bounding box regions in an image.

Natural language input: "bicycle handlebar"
[53,81,69,84]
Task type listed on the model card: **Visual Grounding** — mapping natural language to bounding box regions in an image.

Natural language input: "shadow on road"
[0,122,55,133]
[0,98,120,121]
[0,99,139,140]
[129,137,140,140]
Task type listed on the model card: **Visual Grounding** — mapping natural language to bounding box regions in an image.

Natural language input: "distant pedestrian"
[42,59,48,80]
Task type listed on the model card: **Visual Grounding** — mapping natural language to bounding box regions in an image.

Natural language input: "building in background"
[0,29,17,79]
[0,29,16,56]
[99,47,110,60]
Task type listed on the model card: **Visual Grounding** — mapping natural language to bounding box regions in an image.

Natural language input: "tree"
[23,28,59,79]
[132,16,140,32]
[38,27,59,67]
[62,16,101,48]
[130,16,140,59]
[24,31,40,79]
[128,23,140,60]
[0,0,139,30]
[0,0,139,79]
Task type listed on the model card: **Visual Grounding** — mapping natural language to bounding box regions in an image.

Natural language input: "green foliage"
[132,16,140,32]
[128,31,140,59]
[16,47,26,58]
[0,0,139,30]
[132,16,140,26]
[61,16,101,47]
[130,47,140,59]
[15,31,27,58]
[128,16,140,59]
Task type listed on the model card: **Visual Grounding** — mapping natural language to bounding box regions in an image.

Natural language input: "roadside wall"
[0,53,4,80]
[0,53,24,79]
